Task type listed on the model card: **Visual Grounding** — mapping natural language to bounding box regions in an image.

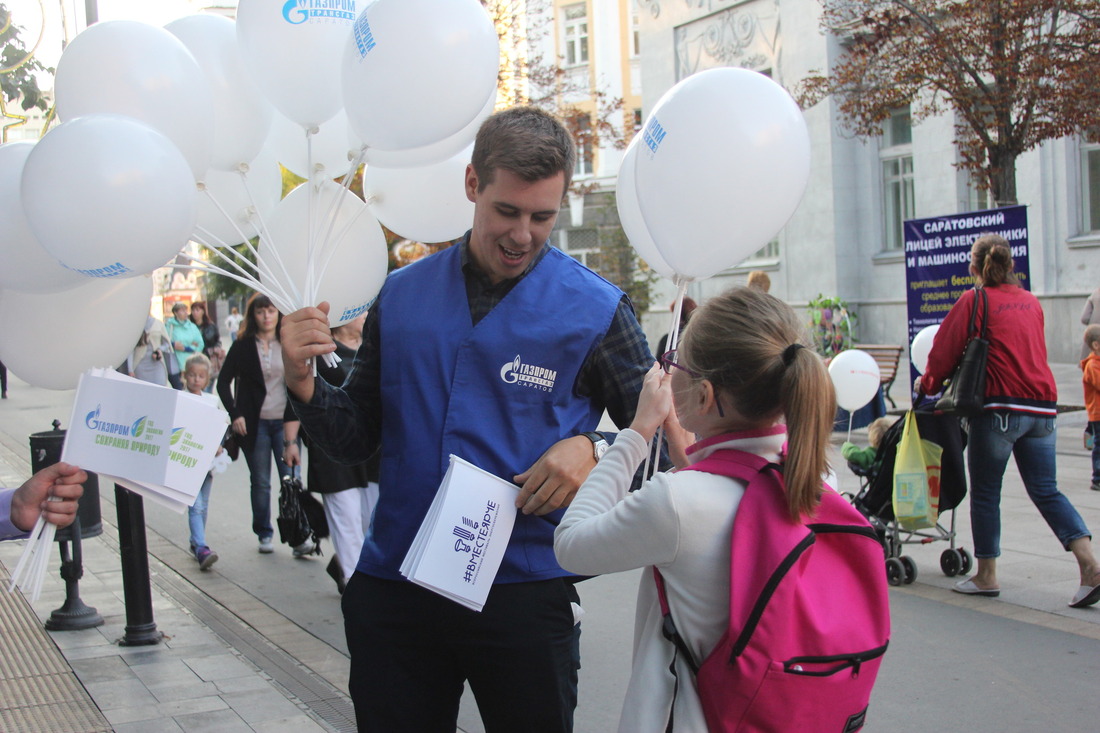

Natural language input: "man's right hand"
[280,303,336,403]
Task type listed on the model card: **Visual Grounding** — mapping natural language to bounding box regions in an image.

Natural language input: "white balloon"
[634,68,811,279]
[616,138,675,280]
[166,14,274,171]
[236,0,356,129]
[21,115,198,279]
[909,324,940,375]
[260,181,389,325]
[0,142,85,293]
[829,349,882,412]
[342,0,498,150]
[54,20,213,178]
[0,276,154,390]
[363,145,474,243]
[195,153,282,247]
[264,110,358,180]
[360,90,495,169]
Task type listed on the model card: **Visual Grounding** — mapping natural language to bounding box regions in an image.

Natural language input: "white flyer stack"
[61,368,230,512]
[10,368,229,602]
[400,455,519,612]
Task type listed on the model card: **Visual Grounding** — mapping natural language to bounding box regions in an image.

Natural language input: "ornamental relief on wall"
[674,0,780,82]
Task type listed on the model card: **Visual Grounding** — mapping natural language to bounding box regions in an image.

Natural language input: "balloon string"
[170,261,335,370]
[190,214,296,309]
[642,278,690,482]
[305,127,318,307]
[170,258,291,315]
[227,170,304,307]
[314,205,369,290]
[195,185,297,302]
[312,146,367,269]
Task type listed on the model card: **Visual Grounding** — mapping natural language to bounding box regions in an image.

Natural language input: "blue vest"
[360,243,622,582]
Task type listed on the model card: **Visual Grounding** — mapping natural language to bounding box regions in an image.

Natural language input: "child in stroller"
[842,417,896,470]
[844,408,970,585]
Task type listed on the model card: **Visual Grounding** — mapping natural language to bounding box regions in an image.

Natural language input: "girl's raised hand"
[629,362,673,442]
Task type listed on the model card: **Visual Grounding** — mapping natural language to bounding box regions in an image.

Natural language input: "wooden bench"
[854,344,904,409]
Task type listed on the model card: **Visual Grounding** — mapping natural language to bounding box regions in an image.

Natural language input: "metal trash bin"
[29,421,102,541]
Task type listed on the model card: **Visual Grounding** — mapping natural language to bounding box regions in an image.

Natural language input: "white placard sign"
[61,369,230,512]
[400,455,519,612]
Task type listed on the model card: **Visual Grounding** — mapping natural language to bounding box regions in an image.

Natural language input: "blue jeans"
[188,472,213,551]
[967,411,1091,558]
[243,418,291,540]
[1090,421,1100,484]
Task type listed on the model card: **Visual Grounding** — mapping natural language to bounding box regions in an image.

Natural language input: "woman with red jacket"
[921,234,1100,608]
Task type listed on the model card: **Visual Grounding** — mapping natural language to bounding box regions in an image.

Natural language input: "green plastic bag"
[892,411,943,530]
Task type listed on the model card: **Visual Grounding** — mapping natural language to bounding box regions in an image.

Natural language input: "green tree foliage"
[798,0,1100,205]
[0,3,52,110]
[587,197,658,313]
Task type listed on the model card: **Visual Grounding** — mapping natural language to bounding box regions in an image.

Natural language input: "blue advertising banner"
[903,205,1029,386]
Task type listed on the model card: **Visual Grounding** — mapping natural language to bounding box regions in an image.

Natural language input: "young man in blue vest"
[281,106,657,732]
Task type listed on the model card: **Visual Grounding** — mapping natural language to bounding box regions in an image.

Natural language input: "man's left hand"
[514,436,595,516]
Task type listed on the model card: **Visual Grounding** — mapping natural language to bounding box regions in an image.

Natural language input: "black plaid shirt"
[290,240,656,466]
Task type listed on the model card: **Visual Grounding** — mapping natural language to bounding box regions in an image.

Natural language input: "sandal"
[952,578,1000,597]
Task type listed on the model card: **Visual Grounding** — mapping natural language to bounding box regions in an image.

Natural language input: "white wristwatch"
[581,431,609,462]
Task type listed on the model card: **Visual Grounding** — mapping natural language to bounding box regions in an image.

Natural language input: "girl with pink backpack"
[554,286,890,732]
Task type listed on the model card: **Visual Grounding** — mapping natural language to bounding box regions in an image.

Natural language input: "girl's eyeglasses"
[658,349,724,417]
[659,349,699,378]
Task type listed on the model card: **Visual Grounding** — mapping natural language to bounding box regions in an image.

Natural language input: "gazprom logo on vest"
[500,355,557,393]
[283,0,356,25]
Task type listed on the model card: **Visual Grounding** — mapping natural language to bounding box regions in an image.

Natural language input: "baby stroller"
[846,404,970,586]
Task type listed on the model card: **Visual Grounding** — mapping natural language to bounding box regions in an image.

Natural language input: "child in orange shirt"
[1082,325,1100,492]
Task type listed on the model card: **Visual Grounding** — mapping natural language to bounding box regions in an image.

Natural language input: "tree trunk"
[988,149,1018,206]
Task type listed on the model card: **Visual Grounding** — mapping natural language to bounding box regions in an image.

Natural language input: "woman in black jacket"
[217,293,296,554]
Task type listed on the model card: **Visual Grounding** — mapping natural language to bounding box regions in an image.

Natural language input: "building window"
[572,114,593,178]
[557,228,599,267]
[880,108,914,251]
[966,172,991,212]
[632,108,643,135]
[1082,143,1100,233]
[631,1,641,57]
[563,3,589,66]
[752,238,780,261]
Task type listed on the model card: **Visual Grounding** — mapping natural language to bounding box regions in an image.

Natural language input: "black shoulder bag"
[934,287,989,418]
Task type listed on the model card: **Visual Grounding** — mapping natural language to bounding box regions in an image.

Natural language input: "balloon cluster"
[0,0,500,389]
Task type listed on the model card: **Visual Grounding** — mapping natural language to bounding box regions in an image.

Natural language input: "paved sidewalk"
[0,362,1097,732]
[0,422,353,732]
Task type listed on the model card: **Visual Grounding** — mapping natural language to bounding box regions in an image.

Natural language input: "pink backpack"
[654,449,891,732]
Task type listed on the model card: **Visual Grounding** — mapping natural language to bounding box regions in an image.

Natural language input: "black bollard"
[45,513,105,631]
[114,484,163,646]
[29,421,104,631]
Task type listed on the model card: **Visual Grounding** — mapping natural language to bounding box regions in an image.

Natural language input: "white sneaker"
[292,540,317,558]
[258,537,274,554]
